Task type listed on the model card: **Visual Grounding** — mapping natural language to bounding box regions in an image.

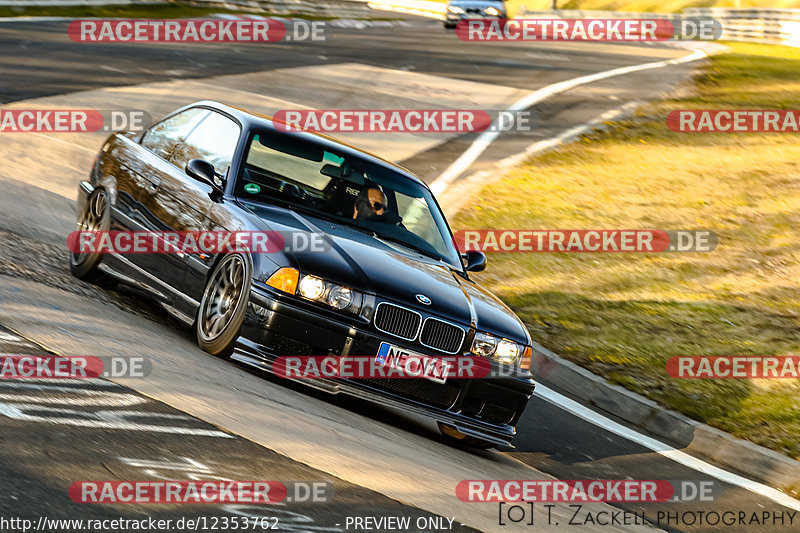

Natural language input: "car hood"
[238,200,529,344]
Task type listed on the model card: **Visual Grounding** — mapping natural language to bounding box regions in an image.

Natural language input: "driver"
[353,187,387,220]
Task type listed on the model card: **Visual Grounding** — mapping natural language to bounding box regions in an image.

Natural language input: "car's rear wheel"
[437,422,496,450]
[197,253,251,356]
[69,188,117,288]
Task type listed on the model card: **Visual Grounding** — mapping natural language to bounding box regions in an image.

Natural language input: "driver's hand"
[366,211,403,225]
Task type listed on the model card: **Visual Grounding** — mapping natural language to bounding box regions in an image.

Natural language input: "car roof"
[181,100,428,189]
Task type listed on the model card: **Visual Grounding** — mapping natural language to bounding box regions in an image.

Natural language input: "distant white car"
[444,0,507,29]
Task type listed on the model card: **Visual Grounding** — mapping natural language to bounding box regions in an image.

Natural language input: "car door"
[126,107,211,296]
[162,110,242,300]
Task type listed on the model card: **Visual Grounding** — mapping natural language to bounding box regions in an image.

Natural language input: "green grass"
[453,42,800,464]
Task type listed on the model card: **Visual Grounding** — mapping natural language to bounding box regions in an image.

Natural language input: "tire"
[69,188,117,288]
[438,422,496,450]
[196,253,251,357]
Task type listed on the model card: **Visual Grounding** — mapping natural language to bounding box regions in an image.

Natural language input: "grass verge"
[512,0,800,14]
[452,42,800,459]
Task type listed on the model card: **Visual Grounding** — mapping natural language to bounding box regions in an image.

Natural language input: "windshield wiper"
[372,233,444,263]
[239,196,334,222]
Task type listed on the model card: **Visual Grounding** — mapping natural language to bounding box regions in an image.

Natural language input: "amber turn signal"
[265,267,299,294]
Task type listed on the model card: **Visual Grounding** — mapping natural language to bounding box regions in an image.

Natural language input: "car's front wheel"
[197,253,251,356]
[69,188,116,288]
[438,422,496,450]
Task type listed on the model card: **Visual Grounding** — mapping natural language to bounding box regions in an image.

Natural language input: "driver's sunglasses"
[371,202,386,211]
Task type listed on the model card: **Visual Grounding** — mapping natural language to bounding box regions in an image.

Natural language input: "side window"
[140,108,209,160]
[171,111,241,179]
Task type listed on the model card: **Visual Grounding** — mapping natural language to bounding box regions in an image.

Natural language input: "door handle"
[146,176,161,193]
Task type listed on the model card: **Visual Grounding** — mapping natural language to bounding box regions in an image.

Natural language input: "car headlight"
[471,331,526,366]
[495,340,521,365]
[266,268,362,314]
[471,332,498,357]
[448,5,465,14]
[485,6,500,15]
[298,275,325,300]
[327,285,353,310]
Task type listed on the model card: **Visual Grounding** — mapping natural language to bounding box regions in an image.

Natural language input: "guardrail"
[686,8,800,47]
[518,8,800,47]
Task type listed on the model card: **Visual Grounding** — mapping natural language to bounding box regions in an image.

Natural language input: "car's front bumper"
[233,283,535,447]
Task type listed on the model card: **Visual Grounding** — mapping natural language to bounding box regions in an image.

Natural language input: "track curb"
[530,341,800,499]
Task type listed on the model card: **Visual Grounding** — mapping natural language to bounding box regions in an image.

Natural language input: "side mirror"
[463,251,487,272]
[186,159,222,194]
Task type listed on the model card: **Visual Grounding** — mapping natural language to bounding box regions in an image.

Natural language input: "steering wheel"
[366,211,403,226]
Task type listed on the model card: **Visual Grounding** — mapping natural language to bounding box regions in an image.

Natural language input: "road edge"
[530,342,800,499]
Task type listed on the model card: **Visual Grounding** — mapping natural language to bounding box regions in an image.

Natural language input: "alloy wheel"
[200,254,245,340]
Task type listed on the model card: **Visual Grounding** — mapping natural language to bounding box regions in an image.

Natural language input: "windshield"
[234,130,462,269]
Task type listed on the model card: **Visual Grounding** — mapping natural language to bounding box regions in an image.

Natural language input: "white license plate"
[376,342,451,384]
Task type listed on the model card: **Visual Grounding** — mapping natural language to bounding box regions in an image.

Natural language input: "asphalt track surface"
[0,14,798,533]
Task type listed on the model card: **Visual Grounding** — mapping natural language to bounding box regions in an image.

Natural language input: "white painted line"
[0,17,74,23]
[0,339,35,347]
[438,103,641,218]
[0,392,145,406]
[119,456,214,473]
[0,330,25,342]
[0,403,234,438]
[0,378,120,387]
[472,101,642,176]
[430,47,708,196]
[535,384,800,512]
[507,102,641,165]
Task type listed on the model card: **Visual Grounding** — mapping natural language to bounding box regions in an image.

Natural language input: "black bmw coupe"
[70,101,535,448]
